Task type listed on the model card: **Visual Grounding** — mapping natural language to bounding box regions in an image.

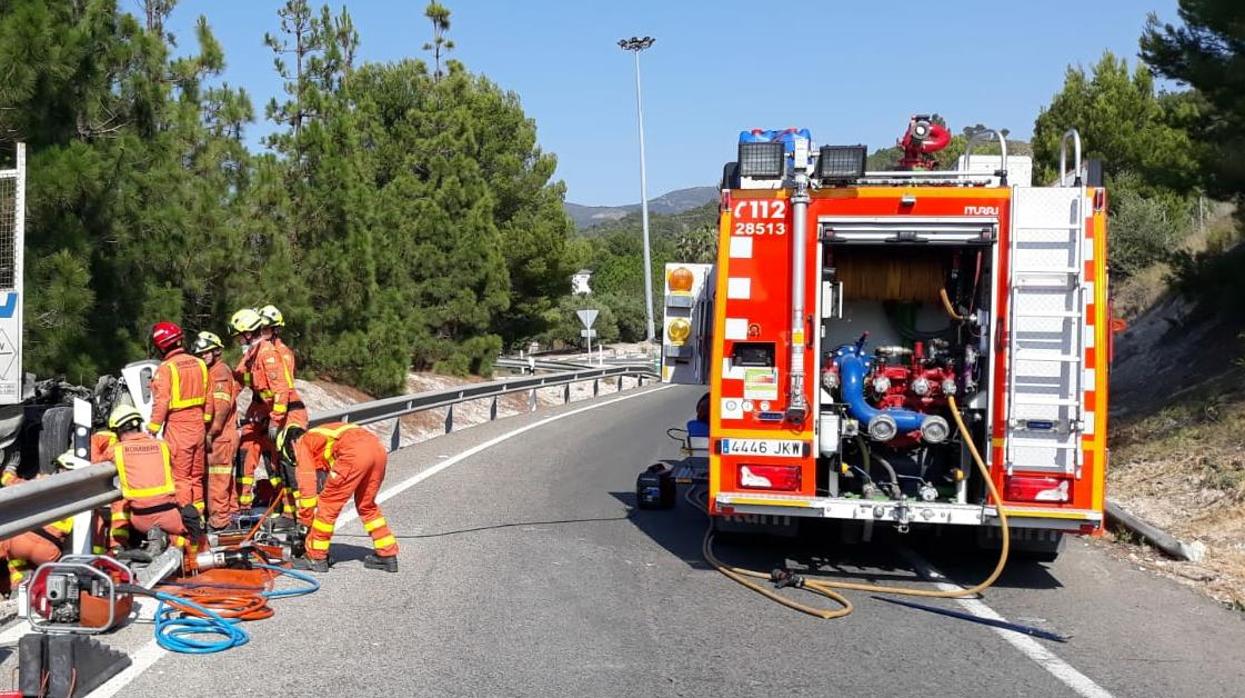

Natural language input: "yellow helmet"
[192,331,224,355]
[55,449,86,470]
[258,304,285,328]
[229,308,263,335]
[108,404,143,431]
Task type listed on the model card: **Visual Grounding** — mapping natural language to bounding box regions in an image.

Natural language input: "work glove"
[180,504,206,539]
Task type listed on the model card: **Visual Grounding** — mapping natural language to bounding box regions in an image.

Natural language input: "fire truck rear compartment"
[819,243,992,505]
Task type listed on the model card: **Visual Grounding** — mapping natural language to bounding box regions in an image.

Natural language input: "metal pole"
[620,37,657,345]
[634,49,655,344]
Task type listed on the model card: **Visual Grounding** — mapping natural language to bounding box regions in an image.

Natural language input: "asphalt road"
[3,383,1244,697]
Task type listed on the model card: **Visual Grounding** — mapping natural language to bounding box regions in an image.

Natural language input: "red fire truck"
[671,118,1109,559]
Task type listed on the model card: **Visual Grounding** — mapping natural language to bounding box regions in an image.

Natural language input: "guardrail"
[495,356,655,373]
[0,366,658,540]
[494,356,595,372]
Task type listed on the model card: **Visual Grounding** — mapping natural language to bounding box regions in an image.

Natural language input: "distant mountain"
[565,186,717,229]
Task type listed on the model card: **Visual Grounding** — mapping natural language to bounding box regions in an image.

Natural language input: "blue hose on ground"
[255,563,320,599]
[146,564,319,654]
[153,591,250,654]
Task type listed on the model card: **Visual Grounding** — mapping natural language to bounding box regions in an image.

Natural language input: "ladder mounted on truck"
[1003,131,1091,480]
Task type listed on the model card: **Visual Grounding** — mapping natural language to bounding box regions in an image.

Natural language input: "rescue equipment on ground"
[635,463,676,510]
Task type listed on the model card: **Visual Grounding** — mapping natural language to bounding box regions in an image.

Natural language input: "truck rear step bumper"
[714,493,1102,531]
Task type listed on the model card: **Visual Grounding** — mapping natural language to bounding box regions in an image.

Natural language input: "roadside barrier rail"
[0,366,657,540]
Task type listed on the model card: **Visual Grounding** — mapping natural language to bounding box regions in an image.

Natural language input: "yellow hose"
[939,287,966,321]
[700,395,1009,618]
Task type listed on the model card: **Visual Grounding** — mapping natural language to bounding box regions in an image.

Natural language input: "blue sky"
[166,0,1178,206]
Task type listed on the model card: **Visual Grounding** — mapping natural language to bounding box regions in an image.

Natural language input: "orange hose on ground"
[159,590,274,621]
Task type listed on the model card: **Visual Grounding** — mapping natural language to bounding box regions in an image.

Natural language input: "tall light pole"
[618,35,657,345]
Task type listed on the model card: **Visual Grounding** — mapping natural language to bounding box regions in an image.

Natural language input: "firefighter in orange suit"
[0,452,79,590]
[88,429,131,553]
[148,321,212,519]
[259,304,296,380]
[105,405,200,550]
[194,331,240,531]
[230,308,267,509]
[277,423,399,573]
[253,310,307,517]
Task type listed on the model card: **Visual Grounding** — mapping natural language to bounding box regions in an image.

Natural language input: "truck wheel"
[38,405,74,475]
[1015,532,1065,563]
[976,526,1065,563]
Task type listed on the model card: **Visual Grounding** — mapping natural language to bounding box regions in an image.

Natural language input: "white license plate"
[720,438,804,458]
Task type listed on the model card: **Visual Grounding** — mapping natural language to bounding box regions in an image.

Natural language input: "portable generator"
[23,556,134,634]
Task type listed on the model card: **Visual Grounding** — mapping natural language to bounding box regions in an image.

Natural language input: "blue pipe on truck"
[833,343,927,437]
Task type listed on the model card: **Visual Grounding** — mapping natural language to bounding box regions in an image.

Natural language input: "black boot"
[363,554,398,573]
[292,555,330,573]
[144,526,169,555]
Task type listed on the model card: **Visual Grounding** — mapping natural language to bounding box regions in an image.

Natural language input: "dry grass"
[1108,371,1245,608]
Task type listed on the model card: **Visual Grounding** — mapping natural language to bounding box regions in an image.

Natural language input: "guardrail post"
[71,510,95,555]
[617,375,624,391]
[72,398,92,465]
[529,388,537,412]
[593,379,599,397]
[638,375,644,387]
[563,383,571,404]
[490,396,498,421]
[445,404,454,434]
[390,420,402,453]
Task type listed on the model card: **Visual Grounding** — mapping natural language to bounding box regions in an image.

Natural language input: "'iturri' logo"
[964,206,1000,216]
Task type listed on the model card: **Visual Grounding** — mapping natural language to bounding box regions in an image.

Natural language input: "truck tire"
[975,526,1065,563]
[1015,531,1065,563]
[38,405,74,475]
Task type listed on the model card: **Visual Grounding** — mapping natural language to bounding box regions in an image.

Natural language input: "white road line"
[84,383,674,697]
[902,550,1114,698]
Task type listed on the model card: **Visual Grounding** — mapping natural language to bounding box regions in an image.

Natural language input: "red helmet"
[151,321,184,353]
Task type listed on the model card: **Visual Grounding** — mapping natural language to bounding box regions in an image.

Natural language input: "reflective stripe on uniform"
[363,517,387,532]
[168,357,209,409]
[147,422,162,434]
[310,423,361,467]
[111,511,131,522]
[116,441,176,499]
[239,476,255,485]
[213,391,232,401]
[372,535,397,550]
[50,518,74,534]
[111,528,130,539]
[309,539,331,551]
[208,466,233,475]
[193,501,205,512]
[311,519,334,533]
[298,496,318,508]
[271,403,287,414]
